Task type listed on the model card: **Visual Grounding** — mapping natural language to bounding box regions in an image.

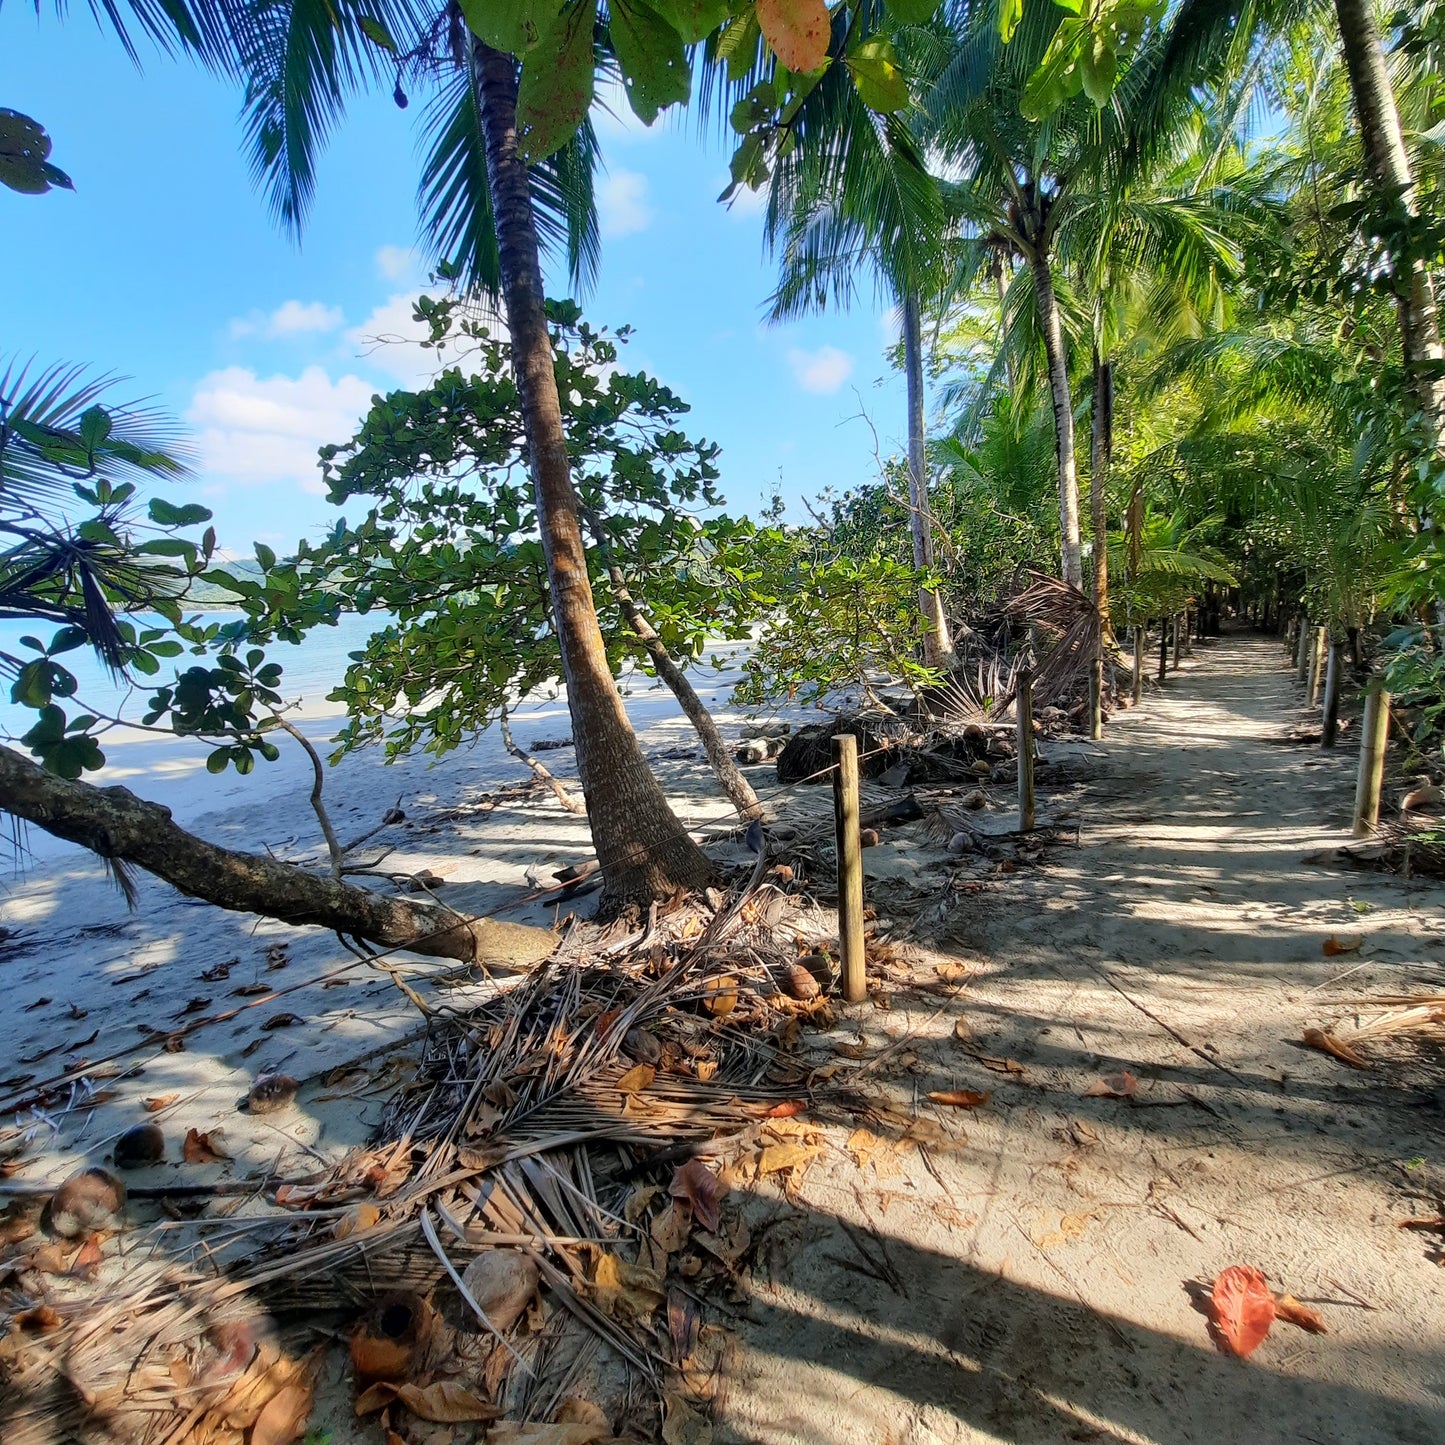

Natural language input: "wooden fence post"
[1320,642,1342,747]
[1158,621,1168,684]
[1132,626,1144,704]
[1353,687,1390,837]
[1183,606,1194,657]
[1307,626,1326,707]
[1172,614,1182,670]
[1294,619,1310,680]
[832,734,866,1004]
[1017,668,1036,831]
[1089,657,1103,739]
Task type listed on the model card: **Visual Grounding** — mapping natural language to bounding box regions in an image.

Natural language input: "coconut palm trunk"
[1091,346,1113,622]
[1029,248,1085,589]
[1333,0,1445,448]
[472,41,712,910]
[902,292,953,665]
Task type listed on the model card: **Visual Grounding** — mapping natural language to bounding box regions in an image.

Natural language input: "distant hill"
[184,559,265,610]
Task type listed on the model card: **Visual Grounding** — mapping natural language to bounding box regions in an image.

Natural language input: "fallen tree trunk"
[0,742,557,969]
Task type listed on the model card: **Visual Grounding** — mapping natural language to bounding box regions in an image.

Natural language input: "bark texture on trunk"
[1333,0,1445,446]
[472,42,713,911]
[0,743,556,967]
[902,293,954,666]
[1090,347,1113,625]
[584,514,762,823]
[1030,251,1084,589]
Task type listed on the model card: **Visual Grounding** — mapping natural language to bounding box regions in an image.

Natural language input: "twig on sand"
[1088,963,1245,1082]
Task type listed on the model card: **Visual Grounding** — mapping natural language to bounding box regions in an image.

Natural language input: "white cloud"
[229,300,343,340]
[598,169,653,238]
[593,82,663,144]
[346,291,507,387]
[375,244,419,281]
[717,175,768,219]
[788,345,855,395]
[187,366,376,493]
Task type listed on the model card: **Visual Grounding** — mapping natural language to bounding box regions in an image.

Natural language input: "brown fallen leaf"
[755,1141,819,1175]
[261,1012,301,1030]
[927,1089,991,1109]
[952,1018,973,1042]
[1208,1265,1276,1357]
[1274,1294,1327,1334]
[703,976,738,1016]
[233,982,271,997]
[695,1059,718,1082]
[1396,1214,1445,1232]
[971,1053,1026,1076]
[183,1128,231,1164]
[670,1158,725,1233]
[661,1389,713,1445]
[487,1423,609,1445]
[1302,1027,1371,1070]
[11,1304,62,1332]
[355,1380,501,1423]
[762,1099,807,1119]
[332,1203,381,1239]
[1083,1070,1139,1099]
[251,1381,313,1445]
[590,1252,664,1322]
[1322,935,1364,957]
[142,1094,180,1113]
[616,1063,656,1095]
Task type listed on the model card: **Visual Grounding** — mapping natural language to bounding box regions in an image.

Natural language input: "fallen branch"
[499,706,586,815]
[0,741,556,968]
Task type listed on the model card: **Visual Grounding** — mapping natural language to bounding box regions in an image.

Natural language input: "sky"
[1,13,914,558]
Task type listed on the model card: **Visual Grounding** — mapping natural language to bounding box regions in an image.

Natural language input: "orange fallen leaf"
[762,1099,807,1118]
[927,1089,992,1109]
[616,1063,656,1095]
[356,1379,502,1423]
[11,1304,61,1332]
[1209,1265,1276,1357]
[1395,1214,1445,1232]
[1083,1071,1138,1099]
[1274,1293,1327,1334]
[1302,1027,1370,1070]
[703,976,737,1016]
[183,1128,230,1164]
[142,1094,180,1113]
[1322,935,1363,957]
[251,1381,313,1445]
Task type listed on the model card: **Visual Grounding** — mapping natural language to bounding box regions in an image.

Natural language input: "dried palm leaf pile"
[0,880,857,1445]
[1304,994,1445,1072]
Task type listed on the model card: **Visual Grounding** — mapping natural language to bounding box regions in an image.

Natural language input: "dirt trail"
[723,634,1445,1445]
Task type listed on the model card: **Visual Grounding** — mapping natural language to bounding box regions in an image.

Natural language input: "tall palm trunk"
[472,41,713,911]
[902,292,953,666]
[1333,0,1445,448]
[1090,346,1113,625]
[1029,250,1084,589]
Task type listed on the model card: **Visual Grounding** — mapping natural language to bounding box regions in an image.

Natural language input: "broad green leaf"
[649,0,732,43]
[610,0,691,125]
[716,9,761,81]
[357,15,398,52]
[884,0,937,23]
[458,0,564,52]
[517,0,598,163]
[78,406,111,452]
[998,0,1024,43]
[149,498,213,526]
[1077,30,1116,106]
[206,748,230,775]
[846,37,908,113]
[255,541,277,570]
[756,0,831,74]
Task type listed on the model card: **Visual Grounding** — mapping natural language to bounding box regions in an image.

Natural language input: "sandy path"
[724,634,1445,1445]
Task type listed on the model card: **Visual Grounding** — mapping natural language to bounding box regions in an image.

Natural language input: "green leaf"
[517,0,598,163]
[846,37,908,113]
[998,0,1024,43]
[459,0,564,51]
[357,15,399,52]
[255,542,277,570]
[610,0,691,126]
[78,406,112,453]
[716,9,761,81]
[884,0,937,22]
[1076,30,1117,106]
[148,498,213,527]
[205,748,231,775]
[649,0,731,42]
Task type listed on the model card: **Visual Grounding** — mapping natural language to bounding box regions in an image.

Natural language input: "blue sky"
[2,13,915,556]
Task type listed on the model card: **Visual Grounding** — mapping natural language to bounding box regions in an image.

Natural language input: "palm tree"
[749,34,956,665]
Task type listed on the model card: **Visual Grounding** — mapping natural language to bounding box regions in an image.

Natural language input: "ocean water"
[0,611,388,741]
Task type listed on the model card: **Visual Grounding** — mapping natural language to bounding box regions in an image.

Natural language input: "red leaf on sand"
[762,1099,807,1119]
[1209,1265,1277,1357]
[1083,1071,1138,1099]
[183,1128,230,1164]
[669,1158,724,1233]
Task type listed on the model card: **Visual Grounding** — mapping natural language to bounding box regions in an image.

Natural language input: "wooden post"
[1183,606,1194,656]
[832,734,866,1004]
[1016,668,1036,831]
[1320,642,1342,747]
[1158,621,1168,684]
[1295,620,1310,682]
[1307,626,1326,707]
[1171,613,1182,670]
[1088,657,1103,739]
[1132,626,1144,704]
[1353,687,1390,836]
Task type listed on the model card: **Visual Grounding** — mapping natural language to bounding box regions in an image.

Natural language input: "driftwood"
[0,742,556,968]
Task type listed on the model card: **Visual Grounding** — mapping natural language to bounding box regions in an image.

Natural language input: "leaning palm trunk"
[902,293,953,665]
[0,743,555,967]
[1029,251,1085,588]
[472,42,713,911]
[1091,347,1113,628]
[1333,0,1445,450]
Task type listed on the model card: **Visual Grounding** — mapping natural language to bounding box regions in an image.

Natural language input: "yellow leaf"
[756,0,831,72]
[616,1063,657,1094]
[755,1142,818,1175]
[250,1382,312,1445]
[591,1252,664,1322]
